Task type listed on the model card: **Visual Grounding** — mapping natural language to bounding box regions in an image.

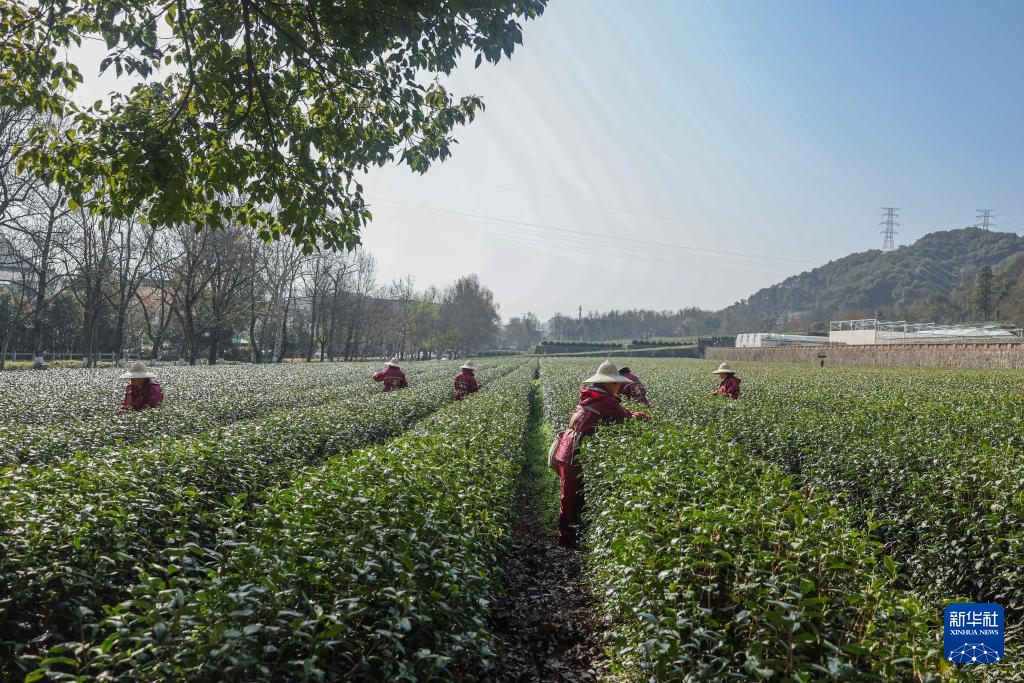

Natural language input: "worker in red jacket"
[618,366,651,407]
[453,360,481,400]
[119,360,164,411]
[552,360,651,548]
[373,357,408,392]
[710,362,741,399]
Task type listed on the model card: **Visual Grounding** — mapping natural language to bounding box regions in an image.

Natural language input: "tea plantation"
[2,358,1020,680]
[542,358,1023,682]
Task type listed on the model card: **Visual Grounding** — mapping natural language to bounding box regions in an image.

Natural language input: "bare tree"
[388,276,416,360]
[64,209,114,366]
[2,182,73,368]
[109,216,156,361]
[342,250,377,361]
[0,257,34,370]
[203,227,252,364]
[319,252,355,361]
[439,274,500,356]
[302,254,330,362]
[135,229,178,361]
[169,225,215,364]
[263,239,307,362]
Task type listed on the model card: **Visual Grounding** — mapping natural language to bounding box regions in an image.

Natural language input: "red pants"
[557,460,584,545]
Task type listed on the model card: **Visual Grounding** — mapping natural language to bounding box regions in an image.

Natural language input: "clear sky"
[67,1,1024,321]
[358,0,1024,321]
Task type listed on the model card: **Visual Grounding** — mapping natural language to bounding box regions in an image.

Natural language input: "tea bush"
[582,421,943,680]
[0,361,521,677]
[537,358,1021,680]
[0,361,470,466]
[29,362,537,681]
[6,356,1021,680]
[639,362,1024,615]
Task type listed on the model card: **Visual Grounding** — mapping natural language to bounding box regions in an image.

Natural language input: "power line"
[402,213,799,275]
[921,265,957,290]
[880,207,899,252]
[378,212,800,277]
[920,256,962,285]
[444,178,854,253]
[918,260,959,292]
[370,196,817,266]
[398,219,798,278]
[976,209,996,231]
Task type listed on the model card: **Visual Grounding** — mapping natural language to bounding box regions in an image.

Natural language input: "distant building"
[0,240,30,287]
[735,333,828,348]
[829,319,1023,345]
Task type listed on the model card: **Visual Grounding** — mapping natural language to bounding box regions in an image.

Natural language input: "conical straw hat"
[386,357,401,368]
[118,360,156,380]
[711,362,737,375]
[584,360,631,385]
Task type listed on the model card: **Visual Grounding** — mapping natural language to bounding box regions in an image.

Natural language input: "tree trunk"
[326,299,338,362]
[31,268,47,369]
[151,333,162,362]
[249,309,262,363]
[208,327,220,365]
[0,332,11,371]
[305,289,318,362]
[88,319,99,368]
[277,300,290,363]
[113,302,129,362]
[343,326,355,361]
[181,298,198,364]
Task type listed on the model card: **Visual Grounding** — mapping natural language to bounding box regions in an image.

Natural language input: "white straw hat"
[711,362,737,375]
[119,360,156,380]
[460,360,477,371]
[584,360,632,385]
[386,357,401,368]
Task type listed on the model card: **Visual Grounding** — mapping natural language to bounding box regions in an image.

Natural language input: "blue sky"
[359,0,1024,320]
[70,1,1024,320]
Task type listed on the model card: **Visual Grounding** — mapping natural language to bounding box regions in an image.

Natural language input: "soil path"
[488,378,607,682]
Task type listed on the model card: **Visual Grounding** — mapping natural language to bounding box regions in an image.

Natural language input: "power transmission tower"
[976,209,996,231]
[879,207,899,252]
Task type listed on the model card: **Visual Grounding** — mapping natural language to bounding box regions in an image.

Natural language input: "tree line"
[543,308,719,342]
[0,109,501,369]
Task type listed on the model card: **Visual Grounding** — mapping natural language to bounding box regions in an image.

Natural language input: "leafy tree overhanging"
[0,0,547,251]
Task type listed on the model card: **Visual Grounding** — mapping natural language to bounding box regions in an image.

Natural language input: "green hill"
[719,228,1024,330]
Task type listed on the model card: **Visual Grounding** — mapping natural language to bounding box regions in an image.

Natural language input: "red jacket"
[620,371,651,407]
[373,366,408,392]
[121,380,164,411]
[453,370,480,400]
[715,375,740,399]
[554,386,643,465]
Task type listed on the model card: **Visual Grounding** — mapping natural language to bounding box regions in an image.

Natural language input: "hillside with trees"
[717,228,1024,332]
[539,228,1024,340]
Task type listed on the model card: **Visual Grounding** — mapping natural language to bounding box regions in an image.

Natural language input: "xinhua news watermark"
[944,603,1004,664]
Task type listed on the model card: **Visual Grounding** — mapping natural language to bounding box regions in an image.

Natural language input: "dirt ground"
[487,458,608,682]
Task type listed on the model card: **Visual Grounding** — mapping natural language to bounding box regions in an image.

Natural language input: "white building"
[829,319,1022,345]
[735,333,828,348]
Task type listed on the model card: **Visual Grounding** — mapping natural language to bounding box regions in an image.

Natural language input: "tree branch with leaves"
[1,0,547,252]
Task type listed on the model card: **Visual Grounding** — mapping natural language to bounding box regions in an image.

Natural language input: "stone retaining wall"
[706,343,1024,369]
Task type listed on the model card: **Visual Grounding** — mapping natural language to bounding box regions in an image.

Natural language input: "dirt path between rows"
[487,379,607,682]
